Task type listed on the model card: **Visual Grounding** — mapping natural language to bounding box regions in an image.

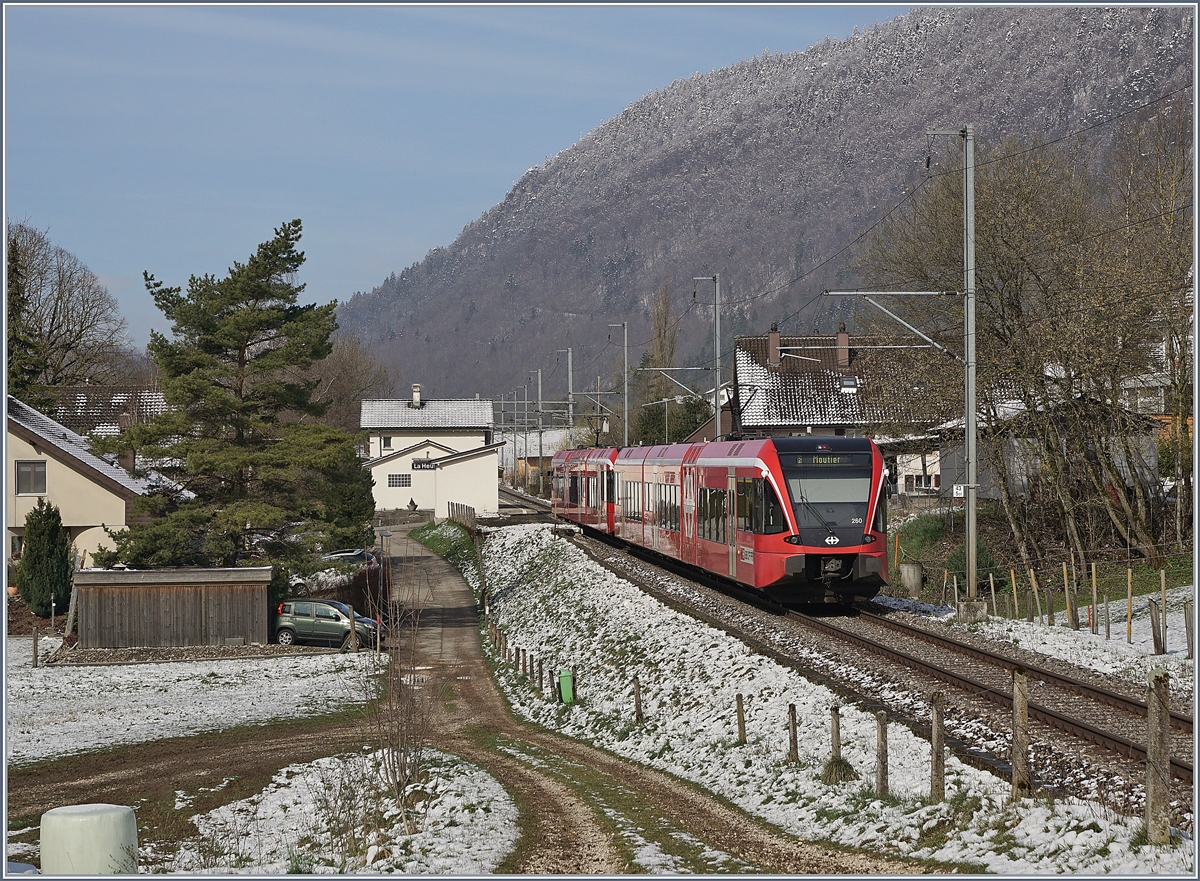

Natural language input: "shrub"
[15,498,73,617]
[945,536,1002,585]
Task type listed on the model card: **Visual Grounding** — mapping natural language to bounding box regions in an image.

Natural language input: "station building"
[361,385,501,518]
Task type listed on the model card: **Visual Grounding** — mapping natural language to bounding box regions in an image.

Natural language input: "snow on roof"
[734,333,958,431]
[48,386,169,438]
[360,398,494,430]
[7,396,167,497]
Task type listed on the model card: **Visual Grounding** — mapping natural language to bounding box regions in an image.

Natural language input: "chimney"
[411,383,422,408]
[117,405,135,474]
[836,322,850,369]
[768,322,781,367]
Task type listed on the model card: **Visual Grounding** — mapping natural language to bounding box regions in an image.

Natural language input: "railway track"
[490,498,1193,807]
[791,608,1193,785]
[559,523,1193,802]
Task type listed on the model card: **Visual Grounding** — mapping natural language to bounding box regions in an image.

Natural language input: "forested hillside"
[337,6,1192,398]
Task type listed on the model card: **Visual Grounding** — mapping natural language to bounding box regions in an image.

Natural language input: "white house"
[361,385,501,517]
[6,396,169,564]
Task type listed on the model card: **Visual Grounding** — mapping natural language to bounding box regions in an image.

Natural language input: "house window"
[388,474,412,488]
[382,436,393,449]
[15,461,46,495]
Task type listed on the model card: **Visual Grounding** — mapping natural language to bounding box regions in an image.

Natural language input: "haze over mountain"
[337,6,1193,400]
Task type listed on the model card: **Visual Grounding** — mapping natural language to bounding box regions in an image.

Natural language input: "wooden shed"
[72,567,273,649]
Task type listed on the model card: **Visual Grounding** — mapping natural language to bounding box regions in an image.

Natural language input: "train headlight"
[861,534,876,543]
[784,534,803,545]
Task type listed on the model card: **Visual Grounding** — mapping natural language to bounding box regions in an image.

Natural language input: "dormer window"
[839,376,859,394]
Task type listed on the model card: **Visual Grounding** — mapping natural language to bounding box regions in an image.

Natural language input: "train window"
[736,479,753,532]
[785,467,871,529]
[759,480,787,534]
[606,471,616,505]
[623,480,642,522]
[697,486,727,542]
[568,475,580,505]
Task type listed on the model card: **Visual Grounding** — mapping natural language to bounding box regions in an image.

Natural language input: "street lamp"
[693,274,721,440]
[608,323,628,447]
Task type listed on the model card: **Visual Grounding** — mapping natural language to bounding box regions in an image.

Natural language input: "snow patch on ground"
[479,524,1194,875]
[4,639,382,766]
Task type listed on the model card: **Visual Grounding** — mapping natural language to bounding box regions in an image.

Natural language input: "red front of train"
[552,436,888,604]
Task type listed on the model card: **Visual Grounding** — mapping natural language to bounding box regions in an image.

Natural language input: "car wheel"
[276,628,296,646]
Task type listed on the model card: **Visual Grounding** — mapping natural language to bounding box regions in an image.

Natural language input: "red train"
[551,436,888,605]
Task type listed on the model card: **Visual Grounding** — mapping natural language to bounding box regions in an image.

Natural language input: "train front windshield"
[782,452,873,530]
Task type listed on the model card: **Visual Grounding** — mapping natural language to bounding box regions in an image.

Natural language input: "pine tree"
[94,221,375,586]
[15,499,73,618]
[6,229,52,409]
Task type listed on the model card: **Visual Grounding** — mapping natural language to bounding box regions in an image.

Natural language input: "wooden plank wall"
[78,582,269,648]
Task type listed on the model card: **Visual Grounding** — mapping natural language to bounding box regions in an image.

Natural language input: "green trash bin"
[558,669,574,704]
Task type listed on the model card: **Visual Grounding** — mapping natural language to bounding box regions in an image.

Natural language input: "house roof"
[366,441,504,469]
[360,399,494,431]
[365,440,458,468]
[734,333,959,432]
[7,396,166,498]
[49,386,169,437]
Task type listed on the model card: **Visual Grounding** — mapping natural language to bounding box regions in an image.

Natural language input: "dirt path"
[392,527,927,874]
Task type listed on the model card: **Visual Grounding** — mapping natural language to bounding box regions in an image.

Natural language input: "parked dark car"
[274,599,378,649]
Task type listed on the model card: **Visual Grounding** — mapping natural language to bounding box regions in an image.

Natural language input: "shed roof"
[361,399,494,431]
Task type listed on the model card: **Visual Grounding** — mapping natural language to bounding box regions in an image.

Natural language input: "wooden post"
[538,658,544,692]
[349,605,359,652]
[1104,595,1111,641]
[1145,668,1171,845]
[1149,601,1165,656]
[1011,668,1031,798]
[1090,563,1098,635]
[572,668,578,700]
[1185,602,1194,660]
[788,703,798,763]
[941,569,948,606]
[1010,569,1019,621]
[1025,591,1033,623]
[1063,562,1078,630]
[32,626,38,669]
[930,691,945,802]
[736,693,746,745]
[952,575,959,606]
[1127,569,1134,644]
[988,573,997,617]
[831,705,842,760]
[633,675,643,723]
[65,584,78,638]
[1160,569,1168,649]
[875,710,889,797]
[1030,570,1042,623]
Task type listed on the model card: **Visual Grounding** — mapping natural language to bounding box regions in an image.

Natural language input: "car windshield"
[325,600,350,616]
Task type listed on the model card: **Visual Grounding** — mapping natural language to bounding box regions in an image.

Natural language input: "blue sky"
[5,4,906,348]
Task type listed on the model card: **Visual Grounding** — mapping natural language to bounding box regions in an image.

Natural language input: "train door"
[682,464,696,566]
[726,467,737,579]
[651,465,659,552]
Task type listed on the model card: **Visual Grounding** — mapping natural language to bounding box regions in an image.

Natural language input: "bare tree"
[860,128,1181,565]
[299,332,398,433]
[6,222,133,387]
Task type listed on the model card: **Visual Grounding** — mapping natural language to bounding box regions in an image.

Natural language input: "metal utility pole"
[557,347,574,443]
[608,323,628,446]
[531,369,544,496]
[521,384,529,493]
[693,274,721,440]
[929,123,980,609]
